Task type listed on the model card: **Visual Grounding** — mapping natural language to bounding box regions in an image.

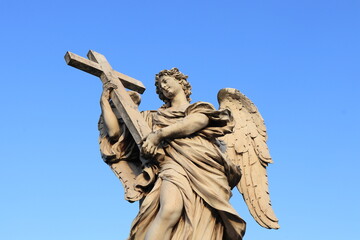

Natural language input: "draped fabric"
[102,102,246,239]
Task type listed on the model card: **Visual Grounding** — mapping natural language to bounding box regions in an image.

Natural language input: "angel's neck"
[169,93,189,110]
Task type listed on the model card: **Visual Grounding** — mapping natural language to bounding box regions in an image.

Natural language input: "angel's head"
[155,68,192,105]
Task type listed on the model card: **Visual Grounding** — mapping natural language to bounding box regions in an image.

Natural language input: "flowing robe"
[100,102,246,240]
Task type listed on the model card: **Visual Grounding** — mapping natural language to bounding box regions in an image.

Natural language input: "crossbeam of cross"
[64,50,151,145]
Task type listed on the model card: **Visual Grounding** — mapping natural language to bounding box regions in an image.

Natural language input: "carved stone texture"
[65,52,279,240]
[65,50,158,201]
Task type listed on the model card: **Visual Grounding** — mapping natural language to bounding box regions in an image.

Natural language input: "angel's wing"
[99,115,144,202]
[98,91,145,202]
[218,88,280,229]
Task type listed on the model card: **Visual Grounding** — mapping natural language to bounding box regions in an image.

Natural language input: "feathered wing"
[218,88,280,229]
[98,91,144,202]
[99,114,144,202]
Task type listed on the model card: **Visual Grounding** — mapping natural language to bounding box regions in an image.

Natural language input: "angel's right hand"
[101,82,118,102]
[101,88,111,102]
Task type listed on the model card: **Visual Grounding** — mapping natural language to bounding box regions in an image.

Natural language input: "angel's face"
[158,76,183,100]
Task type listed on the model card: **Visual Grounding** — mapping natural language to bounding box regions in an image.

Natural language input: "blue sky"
[1,1,359,239]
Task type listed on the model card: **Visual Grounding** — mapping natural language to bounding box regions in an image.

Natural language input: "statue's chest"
[152,110,185,129]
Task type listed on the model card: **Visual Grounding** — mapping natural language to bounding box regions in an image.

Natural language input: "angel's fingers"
[142,141,149,149]
[142,143,153,155]
[150,146,157,156]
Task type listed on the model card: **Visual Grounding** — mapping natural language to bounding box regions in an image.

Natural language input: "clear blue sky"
[1,1,359,239]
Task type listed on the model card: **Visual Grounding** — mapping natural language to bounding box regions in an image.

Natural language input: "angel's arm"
[142,113,209,157]
[100,89,121,142]
[163,113,209,139]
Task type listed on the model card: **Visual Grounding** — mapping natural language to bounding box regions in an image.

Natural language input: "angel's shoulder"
[141,110,157,117]
[185,101,216,115]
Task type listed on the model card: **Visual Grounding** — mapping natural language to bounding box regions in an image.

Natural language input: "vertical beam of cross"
[65,50,151,146]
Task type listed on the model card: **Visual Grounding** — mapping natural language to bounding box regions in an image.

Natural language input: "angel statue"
[98,68,279,240]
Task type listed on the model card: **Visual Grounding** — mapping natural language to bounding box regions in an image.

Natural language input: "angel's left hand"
[141,130,162,158]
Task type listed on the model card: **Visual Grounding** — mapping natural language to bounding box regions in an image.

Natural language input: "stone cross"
[64,50,151,146]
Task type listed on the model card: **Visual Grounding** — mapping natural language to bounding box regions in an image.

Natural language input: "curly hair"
[155,68,192,106]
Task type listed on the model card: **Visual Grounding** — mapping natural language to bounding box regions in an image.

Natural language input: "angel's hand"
[101,82,118,101]
[141,130,163,158]
[101,88,111,102]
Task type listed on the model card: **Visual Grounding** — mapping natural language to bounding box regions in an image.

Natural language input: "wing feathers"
[253,136,273,163]
[218,88,279,229]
